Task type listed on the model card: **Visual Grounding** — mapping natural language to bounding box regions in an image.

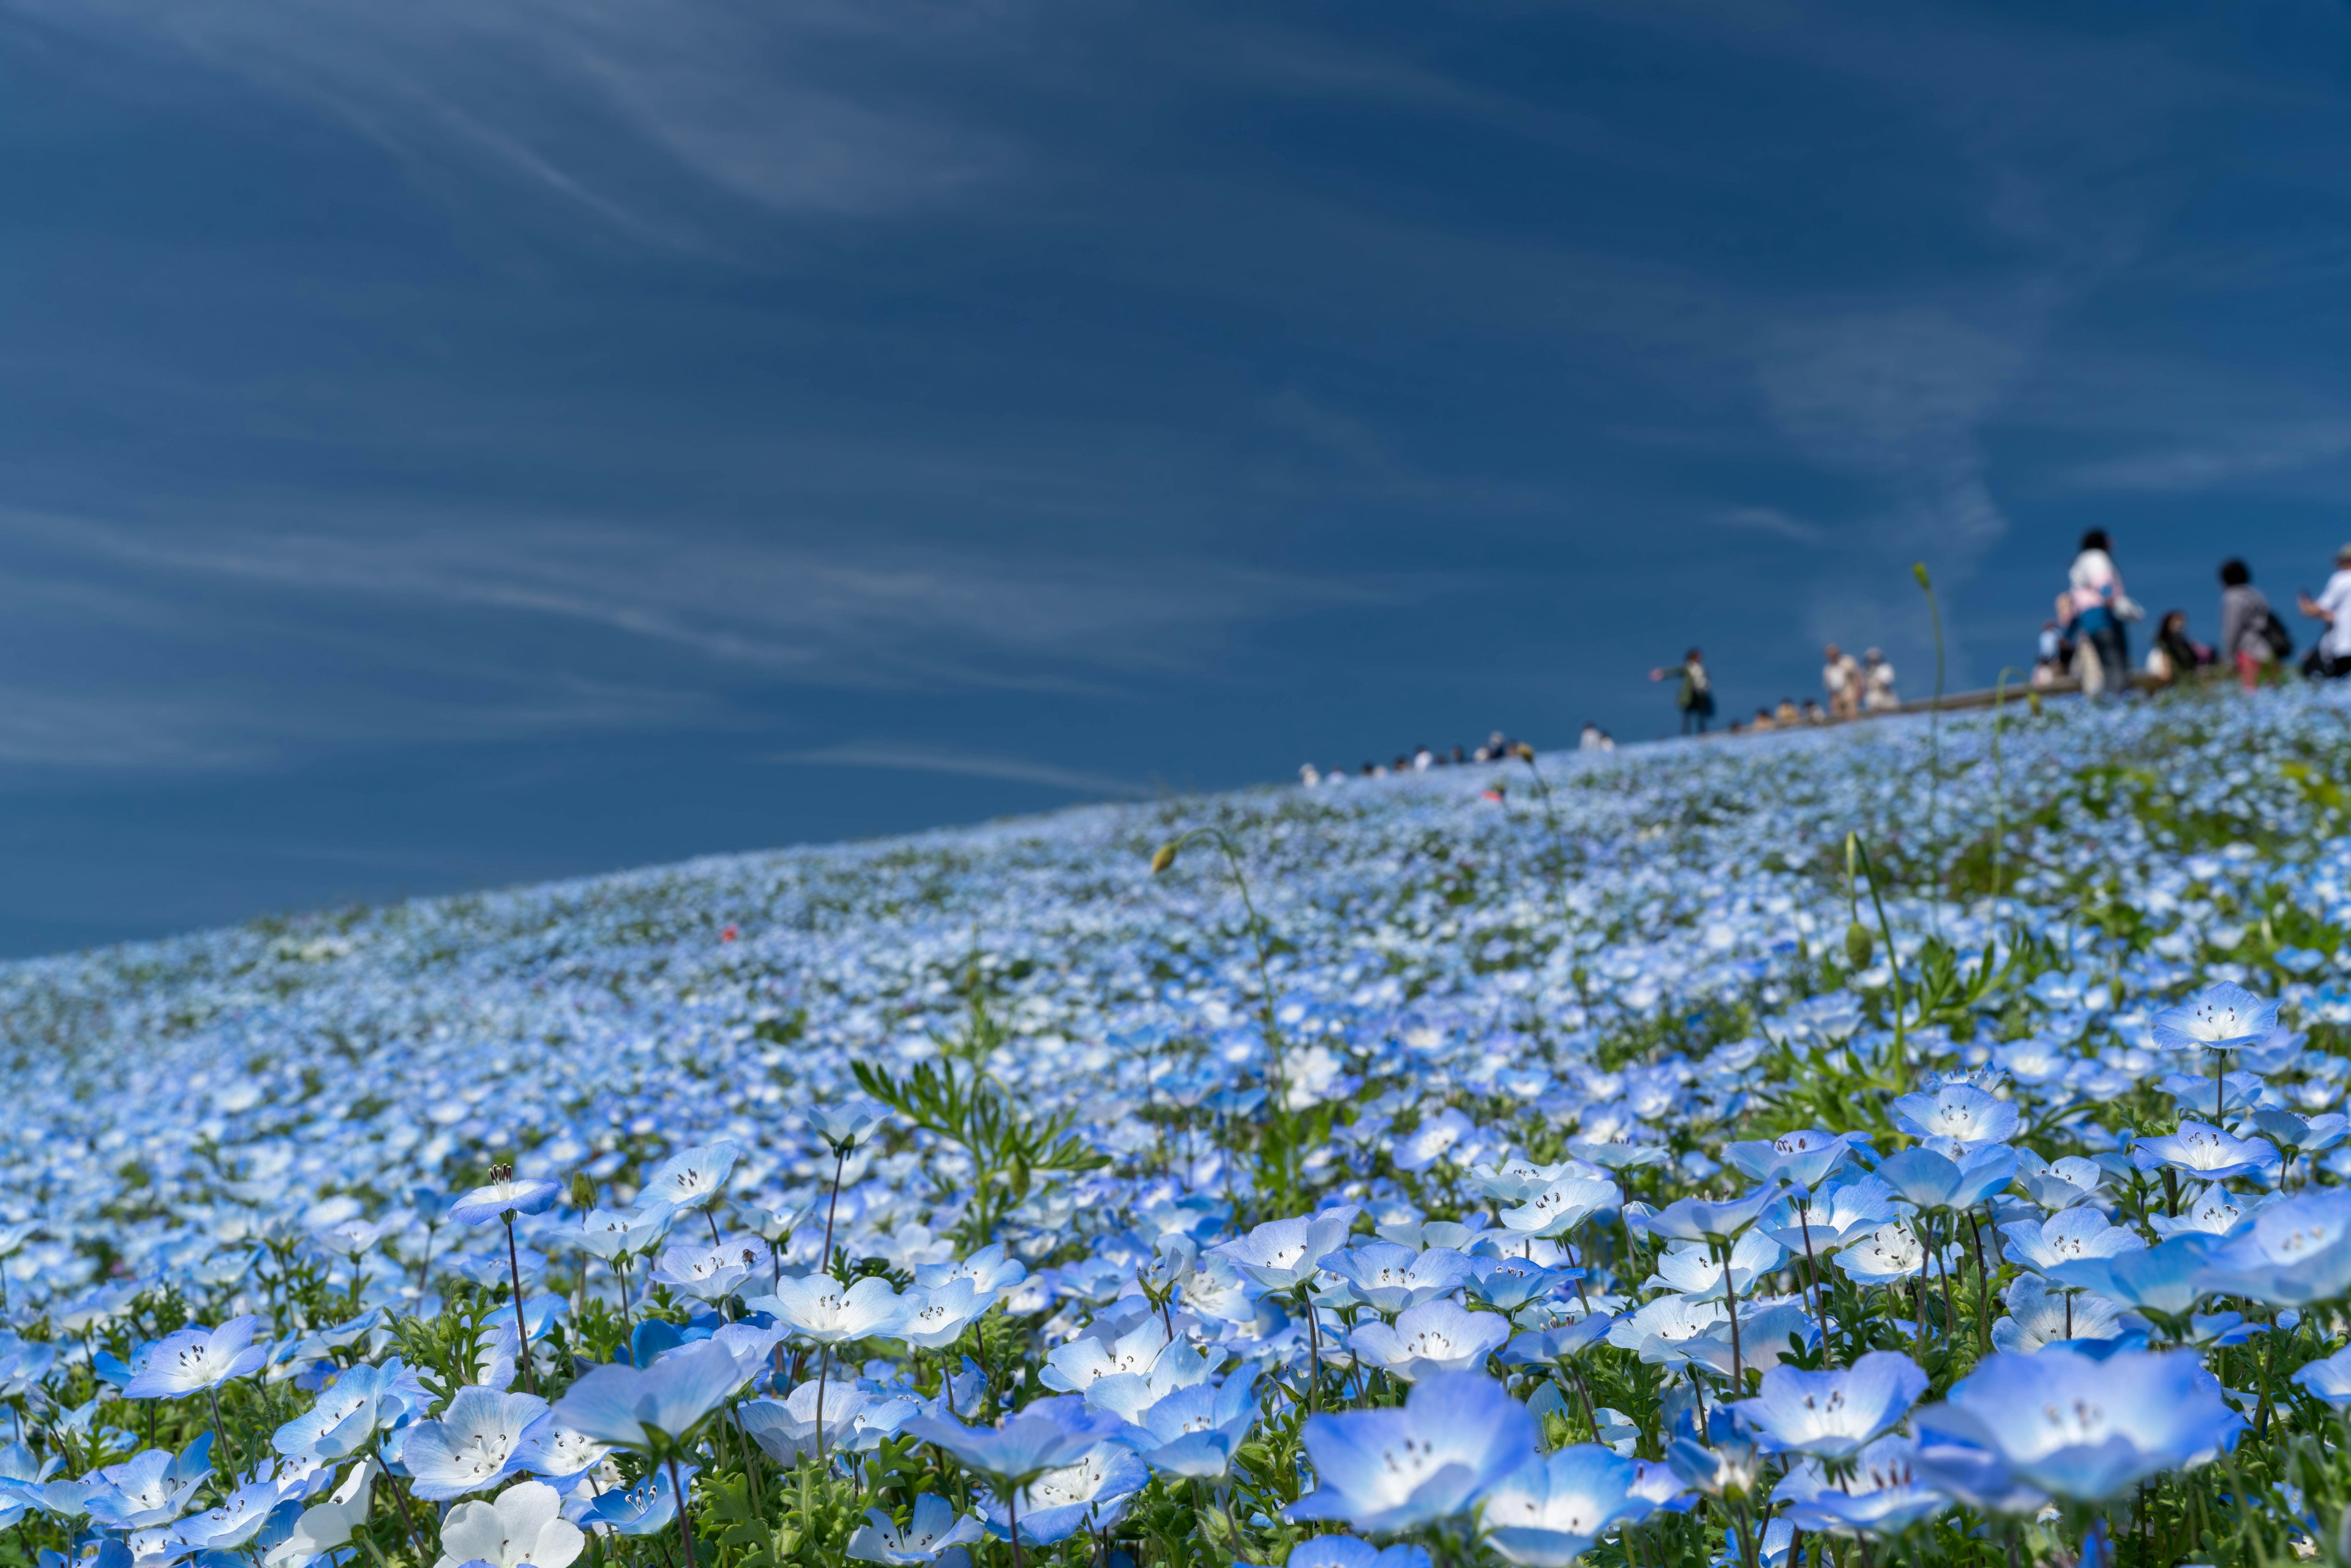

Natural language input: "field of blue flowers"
[8,686,2351,1568]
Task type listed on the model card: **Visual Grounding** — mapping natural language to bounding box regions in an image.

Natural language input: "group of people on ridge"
[1641,645,1898,737]
[2035,530,2351,694]
[1294,533,2351,787]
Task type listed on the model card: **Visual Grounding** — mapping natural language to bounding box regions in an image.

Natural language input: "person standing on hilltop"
[2064,528,2140,698]
[1649,648,1714,735]
[1821,643,1861,721]
[1862,648,1900,711]
[2220,557,2281,691]
[2297,541,2351,681]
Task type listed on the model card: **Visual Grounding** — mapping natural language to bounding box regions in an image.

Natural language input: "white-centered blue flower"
[1349,1300,1510,1382]
[2129,1121,2278,1183]
[1287,1371,1536,1531]
[1479,1446,1654,1567]
[1999,1209,2145,1276]
[639,1141,742,1213]
[122,1316,270,1400]
[2197,1189,2351,1305]
[550,1338,746,1454]
[1913,1348,2241,1501]
[2149,981,2279,1054]
[1772,1435,1948,1535]
[397,1386,550,1500]
[1730,1351,1927,1458]
[845,1495,985,1565]
[1318,1244,1472,1315]
[448,1177,562,1227]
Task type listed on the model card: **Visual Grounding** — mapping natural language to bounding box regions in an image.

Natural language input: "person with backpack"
[2297,542,2351,681]
[2064,528,2140,699]
[2219,557,2290,691]
[1649,648,1715,735]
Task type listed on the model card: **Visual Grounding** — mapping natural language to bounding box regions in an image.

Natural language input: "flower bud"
[1845,921,1875,970]
[1150,842,1179,874]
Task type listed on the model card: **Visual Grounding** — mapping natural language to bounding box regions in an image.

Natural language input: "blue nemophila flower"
[2000,1209,2146,1275]
[1115,1376,1259,1478]
[1873,1146,2016,1211]
[272,1359,427,1461]
[2009,1150,2107,1210]
[900,1280,992,1351]
[2157,1071,2268,1118]
[1041,1321,1168,1394]
[1464,1254,1578,1313]
[2150,1182,2257,1240]
[1644,1231,1782,1300]
[580,1463,695,1537]
[1081,1341,1216,1430]
[1212,1208,1360,1292]
[845,1495,985,1565]
[122,1315,269,1399]
[757,1275,913,1345]
[647,1240,756,1303]
[740,1381,910,1462]
[1287,1371,1536,1531]
[550,1338,746,1454]
[1317,1243,1472,1314]
[434,1478,585,1568]
[2199,1189,2351,1304]
[1913,1348,2241,1501]
[261,1456,378,1568]
[1772,1435,1947,1535]
[2150,981,2279,1054]
[1349,1300,1510,1381]
[981,1444,1149,1547]
[448,1177,561,1227]
[1607,1296,1727,1366]
[1731,1351,1926,1458]
[2129,1122,2278,1184]
[1990,1275,2134,1355]
[640,1141,741,1214]
[1503,1314,1615,1366]
[1722,1129,1867,1189]
[2049,1235,2216,1321]
[914,1242,1027,1299]
[1498,1178,1623,1240]
[2252,1108,2350,1155]
[80,1438,212,1530]
[808,1103,887,1153]
[1644,1187,1781,1245]
[1479,1446,1655,1567]
[904,1397,1126,1486]
[577,1204,677,1263]
[1761,1178,1897,1254]
[2290,1344,2351,1407]
[1284,1539,1430,1568]
[1835,1223,1942,1288]
[396,1386,548,1500]
[1891,1085,2020,1150]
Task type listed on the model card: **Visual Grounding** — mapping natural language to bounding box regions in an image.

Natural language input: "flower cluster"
[1,689,2350,1568]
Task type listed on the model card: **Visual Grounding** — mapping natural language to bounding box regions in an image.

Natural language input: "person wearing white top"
[2297,542,2351,680]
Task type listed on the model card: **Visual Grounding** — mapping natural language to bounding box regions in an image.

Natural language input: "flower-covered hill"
[4,686,2351,1568]
[8,692,2351,1280]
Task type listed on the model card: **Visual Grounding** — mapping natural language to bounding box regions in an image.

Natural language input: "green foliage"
[854,992,1107,1251]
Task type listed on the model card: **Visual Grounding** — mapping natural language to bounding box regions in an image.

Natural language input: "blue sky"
[4,0,2351,954]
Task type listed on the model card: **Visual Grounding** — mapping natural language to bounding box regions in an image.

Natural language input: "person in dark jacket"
[2219,558,2275,692]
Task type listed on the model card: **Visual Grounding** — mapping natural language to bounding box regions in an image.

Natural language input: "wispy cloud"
[2064,417,2351,493]
[0,509,1395,692]
[1714,506,1823,544]
[772,740,1149,797]
[6,0,1018,246]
